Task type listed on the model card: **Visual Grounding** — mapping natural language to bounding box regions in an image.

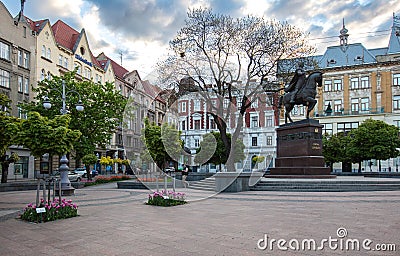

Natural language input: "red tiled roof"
[89,49,102,69]
[52,20,80,51]
[23,16,47,33]
[96,53,129,79]
[142,80,166,103]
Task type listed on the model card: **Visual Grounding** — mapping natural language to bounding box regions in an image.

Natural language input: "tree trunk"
[85,164,92,181]
[358,161,362,173]
[1,162,9,183]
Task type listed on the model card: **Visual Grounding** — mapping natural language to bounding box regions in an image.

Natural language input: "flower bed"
[147,190,187,207]
[84,175,131,186]
[20,198,78,223]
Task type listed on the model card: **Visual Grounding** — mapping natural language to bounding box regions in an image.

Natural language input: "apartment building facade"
[0,2,36,179]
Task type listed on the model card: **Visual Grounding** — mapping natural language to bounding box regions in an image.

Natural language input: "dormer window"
[328,59,336,64]
[354,55,363,61]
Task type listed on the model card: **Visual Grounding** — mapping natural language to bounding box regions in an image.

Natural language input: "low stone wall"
[214,172,263,192]
[0,181,84,192]
[174,172,214,181]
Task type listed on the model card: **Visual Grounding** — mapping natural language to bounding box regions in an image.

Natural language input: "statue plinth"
[270,119,332,176]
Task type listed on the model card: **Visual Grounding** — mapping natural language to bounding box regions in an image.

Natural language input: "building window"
[351,98,359,113]
[64,57,69,69]
[41,45,46,57]
[324,101,332,112]
[251,98,258,108]
[360,76,369,89]
[360,98,369,111]
[334,79,342,91]
[15,156,29,177]
[293,105,305,115]
[18,105,27,119]
[47,72,51,80]
[181,120,186,130]
[180,102,186,112]
[350,77,359,89]
[266,115,273,127]
[322,123,333,135]
[393,95,400,110]
[0,69,10,88]
[337,122,358,134]
[334,99,342,114]
[194,119,200,130]
[18,50,23,66]
[74,62,81,75]
[59,54,63,66]
[47,48,51,59]
[24,77,29,94]
[251,116,258,128]
[223,98,230,109]
[210,118,216,129]
[84,67,91,79]
[266,136,272,145]
[23,26,26,38]
[18,76,23,92]
[41,69,45,81]
[0,41,10,60]
[324,80,332,92]
[194,100,200,111]
[23,52,29,68]
[393,74,400,86]
[252,137,258,147]
[394,120,400,128]
[194,138,200,148]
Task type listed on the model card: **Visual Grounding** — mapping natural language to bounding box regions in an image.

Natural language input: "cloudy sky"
[2,0,400,80]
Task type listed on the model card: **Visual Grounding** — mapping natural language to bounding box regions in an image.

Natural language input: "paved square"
[0,183,399,255]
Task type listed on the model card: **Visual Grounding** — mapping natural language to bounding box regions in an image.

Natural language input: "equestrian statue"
[278,62,323,124]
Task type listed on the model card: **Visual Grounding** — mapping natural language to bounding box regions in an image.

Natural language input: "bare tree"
[157,8,315,171]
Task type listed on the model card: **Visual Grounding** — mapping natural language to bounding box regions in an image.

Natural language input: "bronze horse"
[279,71,323,124]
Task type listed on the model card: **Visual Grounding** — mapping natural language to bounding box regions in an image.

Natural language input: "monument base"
[273,119,334,177]
[270,167,331,175]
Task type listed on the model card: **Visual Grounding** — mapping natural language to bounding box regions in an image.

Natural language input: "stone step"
[251,183,400,192]
[188,177,216,191]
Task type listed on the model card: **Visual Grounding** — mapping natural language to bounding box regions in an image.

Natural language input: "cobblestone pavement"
[0,183,399,255]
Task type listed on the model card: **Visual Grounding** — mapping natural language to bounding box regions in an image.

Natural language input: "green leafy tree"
[348,119,400,172]
[194,132,245,169]
[81,153,98,180]
[322,133,352,172]
[17,112,81,159]
[0,94,21,183]
[21,71,127,161]
[158,8,315,171]
[142,119,182,170]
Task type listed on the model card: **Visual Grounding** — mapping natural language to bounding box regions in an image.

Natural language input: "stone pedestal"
[270,119,331,176]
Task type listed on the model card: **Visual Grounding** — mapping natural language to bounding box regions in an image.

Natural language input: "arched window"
[74,62,81,75]
[47,71,51,80]
[47,48,51,59]
[41,45,46,57]
[41,69,45,81]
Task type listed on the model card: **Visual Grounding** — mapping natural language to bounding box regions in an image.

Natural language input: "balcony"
[316,107,385,117]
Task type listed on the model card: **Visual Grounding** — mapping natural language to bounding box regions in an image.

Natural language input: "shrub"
[20,198,78,223]
[147,190,187,207]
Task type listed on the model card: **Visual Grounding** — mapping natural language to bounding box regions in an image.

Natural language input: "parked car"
[91,169,98,177]
[73,168,99,178]
[52,171,83,182]
[73,168,87,177]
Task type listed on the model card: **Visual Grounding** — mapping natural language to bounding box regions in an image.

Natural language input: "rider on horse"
[285,62,306,103]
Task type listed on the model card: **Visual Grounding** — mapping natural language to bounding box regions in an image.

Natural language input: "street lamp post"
[43,80,83,196]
